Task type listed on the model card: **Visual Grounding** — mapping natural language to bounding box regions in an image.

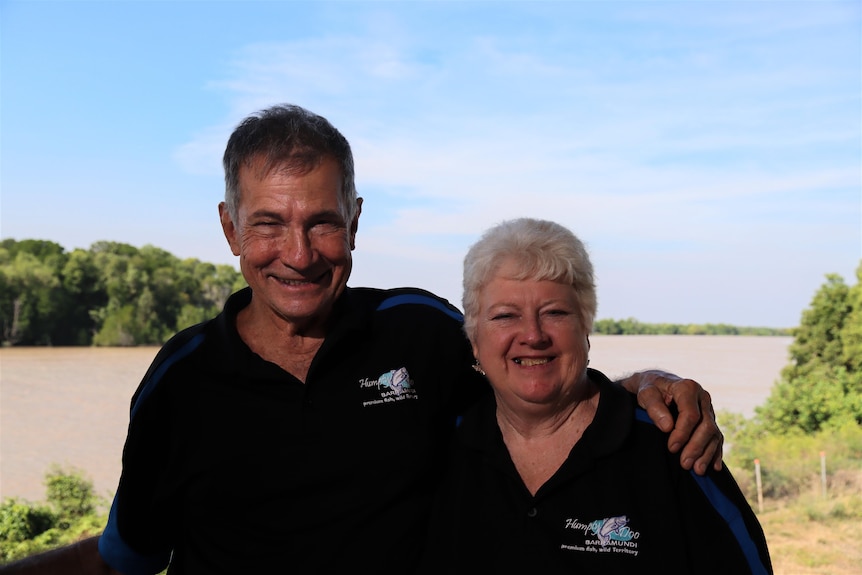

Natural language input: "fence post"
[820,451,827,499]
[754,458,763,513]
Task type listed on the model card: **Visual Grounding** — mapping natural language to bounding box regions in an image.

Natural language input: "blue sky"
[2,0,859,328]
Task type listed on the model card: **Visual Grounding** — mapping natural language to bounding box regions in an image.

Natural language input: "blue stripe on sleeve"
[635,408,768,575]
[375,293,464,322]
[634,408,653,425]
[99,498,171,575]
[691,473,769,575]
[130,333,205,418]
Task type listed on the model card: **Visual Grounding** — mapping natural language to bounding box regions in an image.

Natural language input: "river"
[0,335,792,502]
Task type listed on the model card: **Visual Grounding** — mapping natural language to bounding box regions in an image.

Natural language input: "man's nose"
[279,229,314,269]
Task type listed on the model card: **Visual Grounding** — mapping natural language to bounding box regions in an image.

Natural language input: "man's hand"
[619,370,723,475]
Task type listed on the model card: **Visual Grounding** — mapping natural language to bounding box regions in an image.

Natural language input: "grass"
[717,415,862,573]
[756,480,862,574]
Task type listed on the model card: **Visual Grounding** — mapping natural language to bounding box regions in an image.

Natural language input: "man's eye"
[313,220,342,231]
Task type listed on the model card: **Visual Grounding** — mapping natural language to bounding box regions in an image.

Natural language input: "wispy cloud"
[6,1,854,327]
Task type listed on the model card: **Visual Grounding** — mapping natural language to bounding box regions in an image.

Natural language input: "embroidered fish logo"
[378,367,412,395]
[593,515,630,546]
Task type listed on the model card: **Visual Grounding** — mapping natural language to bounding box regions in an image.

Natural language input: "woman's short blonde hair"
[461,218,597,342]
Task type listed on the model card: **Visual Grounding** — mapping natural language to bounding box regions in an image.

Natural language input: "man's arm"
[0,536,122,575]
[618,370,724,475]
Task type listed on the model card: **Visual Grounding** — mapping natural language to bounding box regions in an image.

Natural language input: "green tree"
[840,262,862,373]
[44,465,99,529]
[0,251,63,345]
[786,273,851,376]
[90,243,174,345]
[0,237,244,346]
[756,267,862,433]
[59,249,106,344]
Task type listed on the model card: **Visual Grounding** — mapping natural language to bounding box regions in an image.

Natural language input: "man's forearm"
[0,536,120,574]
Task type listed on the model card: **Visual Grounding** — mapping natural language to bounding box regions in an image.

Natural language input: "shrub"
[0,466,107,564]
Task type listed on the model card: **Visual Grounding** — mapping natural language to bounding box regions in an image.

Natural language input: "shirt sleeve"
[682,465,773,574]
[99,501,172,575]
[99,333,205,574]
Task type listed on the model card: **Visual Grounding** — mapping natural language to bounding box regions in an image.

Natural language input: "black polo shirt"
[419,369,772,575]
[99,286,488,574]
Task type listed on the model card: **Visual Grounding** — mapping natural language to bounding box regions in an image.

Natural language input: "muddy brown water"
[0,335,792,502]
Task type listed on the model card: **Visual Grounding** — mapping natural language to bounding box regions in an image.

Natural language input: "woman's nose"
[522,315,550,345]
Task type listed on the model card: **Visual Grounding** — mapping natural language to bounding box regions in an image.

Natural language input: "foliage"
[715,260,862,568]
[592,317,790,336]
[756,365,862,434]
[0,500,55,545]
[0,467,107,564]
[755,263,862,434]
[0,238,245,346]
[720,412,862,501]
[45,465,99,528]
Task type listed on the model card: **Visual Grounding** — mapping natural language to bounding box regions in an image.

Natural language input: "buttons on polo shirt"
[527,507,538,517]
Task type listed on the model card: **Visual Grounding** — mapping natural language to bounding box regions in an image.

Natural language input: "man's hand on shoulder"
[619,369,724,475]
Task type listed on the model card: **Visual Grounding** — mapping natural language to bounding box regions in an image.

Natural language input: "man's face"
[219,155,361,336]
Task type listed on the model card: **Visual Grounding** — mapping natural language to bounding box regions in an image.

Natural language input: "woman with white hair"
[419,218,772,574]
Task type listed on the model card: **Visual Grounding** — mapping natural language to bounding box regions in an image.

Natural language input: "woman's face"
[471,259,590,411]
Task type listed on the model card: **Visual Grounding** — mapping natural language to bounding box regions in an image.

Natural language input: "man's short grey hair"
[222,104,357,223]
[461,218,597,342]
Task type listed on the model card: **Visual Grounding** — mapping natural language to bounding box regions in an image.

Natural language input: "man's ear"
[349,197,363,250]
[218,202,241,256]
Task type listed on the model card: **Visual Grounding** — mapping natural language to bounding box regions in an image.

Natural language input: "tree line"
[2,238,795,347]
[0,239,246,346]
[593,318,791,336]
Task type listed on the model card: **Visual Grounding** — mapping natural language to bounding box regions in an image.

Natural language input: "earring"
[472,361,486,376]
